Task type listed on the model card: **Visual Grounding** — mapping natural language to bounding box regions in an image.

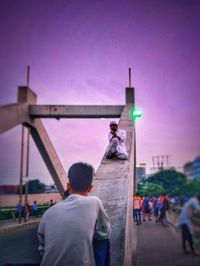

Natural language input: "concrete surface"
[135,217,200,266]
[0,217,40,234]
[92,101,135,265]
[0,225,41,266]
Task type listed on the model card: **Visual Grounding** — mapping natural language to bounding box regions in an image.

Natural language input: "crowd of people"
[15,200,38,221]
[133,192,200,256]
[15,199,55,221]
[133,193,170,226]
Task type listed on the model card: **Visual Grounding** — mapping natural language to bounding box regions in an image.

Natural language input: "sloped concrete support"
[30,119,67,198]
[91,102,135,266]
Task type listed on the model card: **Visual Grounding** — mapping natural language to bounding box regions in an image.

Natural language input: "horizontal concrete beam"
[29,105,125,118]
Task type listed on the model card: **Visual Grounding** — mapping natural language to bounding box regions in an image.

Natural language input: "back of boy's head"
[68,162,94,192]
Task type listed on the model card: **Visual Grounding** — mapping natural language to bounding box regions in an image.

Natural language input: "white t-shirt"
[38,194,111,266]
[108,129,128,155]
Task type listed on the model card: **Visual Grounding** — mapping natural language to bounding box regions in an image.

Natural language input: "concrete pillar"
[92,100,134,265]
[18,86,37,104]
[126,87,135,104]
[17,86,66,197]
[126,87,137,195]
[0,87,37,134]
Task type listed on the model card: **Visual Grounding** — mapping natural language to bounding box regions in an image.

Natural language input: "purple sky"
[0,0,200,185]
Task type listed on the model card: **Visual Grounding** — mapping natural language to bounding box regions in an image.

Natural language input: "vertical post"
[18,125,25,224]
[126,68,134,104]
[24,128,30,222]
[27,65,30,88]
[128,67,131,88]
[126,67,136,194]
[26,128,30,177]
[129,68,136,194]
[133,119,136,194]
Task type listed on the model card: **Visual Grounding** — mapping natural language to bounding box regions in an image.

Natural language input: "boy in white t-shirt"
[38,162,111,266]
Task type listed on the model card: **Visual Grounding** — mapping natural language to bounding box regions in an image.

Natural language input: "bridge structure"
[0,82,136,265]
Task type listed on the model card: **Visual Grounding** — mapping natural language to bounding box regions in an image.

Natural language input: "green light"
[131,109,142,120]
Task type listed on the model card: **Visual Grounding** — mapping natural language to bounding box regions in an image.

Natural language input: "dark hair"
[64,189,70,198]
[68,162,94,192]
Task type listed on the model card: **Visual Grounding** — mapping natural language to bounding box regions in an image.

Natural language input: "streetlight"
[131,108,142,194]
[132,109,142,120]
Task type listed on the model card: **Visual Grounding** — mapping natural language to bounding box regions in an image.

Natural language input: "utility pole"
[18,125,24,224]
[24,65,31,222]
[151,155,171,173]
[24,127,30,222]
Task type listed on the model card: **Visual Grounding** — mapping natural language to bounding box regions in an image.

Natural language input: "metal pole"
[26,128,30,177]
[129,67,131,88]
[27,65,30,88]
[18,125,25,224]
[24,127,30,222]
[133,118,137,194]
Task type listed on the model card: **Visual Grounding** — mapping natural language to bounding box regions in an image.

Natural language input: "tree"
[138,183,165,197]
[28,179,45,194]
[147,170,187,196]
[179,180,200,196]
[19,179,46,194]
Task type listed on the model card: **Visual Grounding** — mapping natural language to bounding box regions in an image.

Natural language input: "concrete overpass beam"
[29,105,124,119]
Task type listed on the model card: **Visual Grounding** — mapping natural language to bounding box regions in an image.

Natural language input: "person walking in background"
[31,200,38,218]
[25,201,31,221]
[153,196,160,219]
[15,201,22,220]
[133,192,142,225]
[49,199,55,207]
[38,162,111,266]
[142,195,151,222]
[176,194,200,256]
[106,121,128,160]
[156,193,169,225]
[190,194,200,255]
[149,197,153,216]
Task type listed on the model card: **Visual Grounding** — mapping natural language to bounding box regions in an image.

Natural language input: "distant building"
[45,184,58,193]
[184,156,200,181]
[136,163,147,183]
[0,185,19,195]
